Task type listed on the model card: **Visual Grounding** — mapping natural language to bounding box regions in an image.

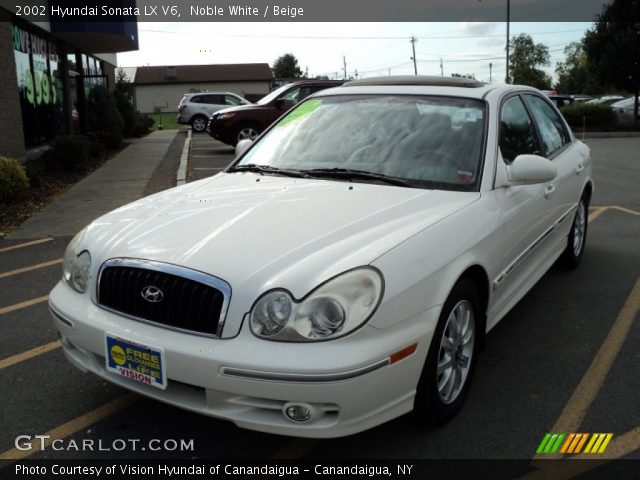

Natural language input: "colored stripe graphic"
[538,433,614,454]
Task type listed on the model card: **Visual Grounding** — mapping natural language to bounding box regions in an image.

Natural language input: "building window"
[12,23,65,148]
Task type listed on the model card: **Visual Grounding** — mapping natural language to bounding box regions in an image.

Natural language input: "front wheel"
[413,279,481,425]
[559,195,588,269]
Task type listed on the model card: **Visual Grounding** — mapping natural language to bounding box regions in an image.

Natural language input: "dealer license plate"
[105,334,167,390]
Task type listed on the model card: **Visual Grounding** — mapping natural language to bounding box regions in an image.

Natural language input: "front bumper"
[49,282,437,438]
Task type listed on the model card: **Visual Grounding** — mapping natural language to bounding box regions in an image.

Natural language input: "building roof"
[134,63,273,85]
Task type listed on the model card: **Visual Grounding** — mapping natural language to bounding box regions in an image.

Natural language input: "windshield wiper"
[228,164,310,178]
[301,168,413,187]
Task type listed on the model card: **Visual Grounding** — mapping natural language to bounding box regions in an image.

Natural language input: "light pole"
[505,0,511,83]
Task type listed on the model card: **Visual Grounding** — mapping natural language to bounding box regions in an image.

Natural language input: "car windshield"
[257,84,296,105]
[236,95,486,191]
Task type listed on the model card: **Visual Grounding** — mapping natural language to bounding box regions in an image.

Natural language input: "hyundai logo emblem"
[141,285,164,303]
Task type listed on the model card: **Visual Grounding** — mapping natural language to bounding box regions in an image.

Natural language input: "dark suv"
[207,80,343,146]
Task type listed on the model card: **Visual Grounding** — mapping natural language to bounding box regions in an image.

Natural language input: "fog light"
[283,403,313,423]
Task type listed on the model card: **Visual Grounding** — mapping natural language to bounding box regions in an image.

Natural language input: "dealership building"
[0,4,138,160]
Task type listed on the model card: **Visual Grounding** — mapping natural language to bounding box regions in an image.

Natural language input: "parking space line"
[588,207,608,224]
[0,340,61,370]
[0,394,138,461]
[0,258,63,279]
[0,238,52,253]
[537,278,640,455]
[609,206,640,216]
[0,295,48,316]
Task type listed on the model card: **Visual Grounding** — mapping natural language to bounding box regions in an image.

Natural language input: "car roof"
[185,91,237,97]
[313,76,538,100]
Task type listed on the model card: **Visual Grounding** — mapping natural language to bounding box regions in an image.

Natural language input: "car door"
[522,93,584,247]
[491,94,560,316]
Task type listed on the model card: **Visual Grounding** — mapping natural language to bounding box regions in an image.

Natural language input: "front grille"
[97,260,229,337]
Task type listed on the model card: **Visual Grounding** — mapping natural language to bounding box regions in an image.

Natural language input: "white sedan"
[50,76,593,438]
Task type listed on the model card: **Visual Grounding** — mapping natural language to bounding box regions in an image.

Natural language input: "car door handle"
[544,184,556,199]
[576,163,584,175]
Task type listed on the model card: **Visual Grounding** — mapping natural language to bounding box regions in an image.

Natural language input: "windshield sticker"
[278,99,322,126]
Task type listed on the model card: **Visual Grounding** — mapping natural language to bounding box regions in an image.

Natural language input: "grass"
[148,113,182,131]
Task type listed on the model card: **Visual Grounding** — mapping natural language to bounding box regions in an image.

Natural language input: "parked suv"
[207,80,343,145]
[177,92,250,132]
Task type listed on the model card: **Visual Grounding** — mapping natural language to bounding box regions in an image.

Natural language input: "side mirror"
[508,154,557,184]
[235,139,252,157]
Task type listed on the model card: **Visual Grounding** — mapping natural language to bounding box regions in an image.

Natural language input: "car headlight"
[250,268,383,342]
[62,228,91,293]
[217,112,236,120]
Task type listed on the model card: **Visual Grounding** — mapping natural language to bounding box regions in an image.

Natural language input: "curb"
[176,129,191,186]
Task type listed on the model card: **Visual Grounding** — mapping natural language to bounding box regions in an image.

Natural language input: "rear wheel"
[191,115,208,133]
[559,194,588,269]
[413,279,481,425]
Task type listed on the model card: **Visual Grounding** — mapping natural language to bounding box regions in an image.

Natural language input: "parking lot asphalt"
[0,138,638,473]
[187,132,235,182]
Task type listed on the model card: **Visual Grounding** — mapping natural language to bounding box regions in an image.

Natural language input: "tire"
[190,115,208,133]
[413,278,481,425]
[233,124,261,146]
[559,194,589,269]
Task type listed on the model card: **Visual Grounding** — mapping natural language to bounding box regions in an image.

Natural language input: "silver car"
[611,97,639,124]
[177,92,250,132]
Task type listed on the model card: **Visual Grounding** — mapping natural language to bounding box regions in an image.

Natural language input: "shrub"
[560,103,618,130]
[133,113,155,137]
[51,135,90,170]
[0,156,29,202]
[88,141,106,160]
[86,85,125,139]
[97,131,123,150]
[114,89,136,137]
[23,159,45,188]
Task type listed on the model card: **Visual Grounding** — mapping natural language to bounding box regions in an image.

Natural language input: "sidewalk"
[8,130,179,240]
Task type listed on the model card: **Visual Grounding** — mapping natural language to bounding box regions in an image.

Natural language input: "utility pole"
[354,69,359,79]
[410,36,418,75]
[505,0,511,83]
[305,66,309,78]
[343,56,347,80]
[489,62,493,83]
[440,58,443,76]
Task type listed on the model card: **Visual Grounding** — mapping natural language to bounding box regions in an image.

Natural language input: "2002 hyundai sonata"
[50,76,593,437]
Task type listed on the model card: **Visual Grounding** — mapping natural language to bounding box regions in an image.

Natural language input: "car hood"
[84,173,479,335]
[213,103,262,117]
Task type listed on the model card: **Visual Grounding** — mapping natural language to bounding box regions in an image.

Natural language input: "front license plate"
[105,334,167,390]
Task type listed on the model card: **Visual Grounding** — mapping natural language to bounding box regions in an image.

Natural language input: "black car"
[207,80,343,146]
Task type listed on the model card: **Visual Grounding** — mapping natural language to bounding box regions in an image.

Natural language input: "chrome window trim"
[493,203,578,290]
[221,358,390,383]
[95,258,231,338]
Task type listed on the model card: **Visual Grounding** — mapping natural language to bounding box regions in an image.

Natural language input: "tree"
[272,53,303,79]
[508,34,552,90]
[584,0,640,125]
[555,42,596,94]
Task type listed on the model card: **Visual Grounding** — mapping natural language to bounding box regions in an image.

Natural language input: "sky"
[117,22,593,84]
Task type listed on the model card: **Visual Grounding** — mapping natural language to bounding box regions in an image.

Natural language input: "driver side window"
[500,96,539,164]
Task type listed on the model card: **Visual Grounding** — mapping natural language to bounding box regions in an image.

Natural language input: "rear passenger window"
[524,95,570,157]
[500,96,539,164]
[190,96,202,103]
[202,95,224,104]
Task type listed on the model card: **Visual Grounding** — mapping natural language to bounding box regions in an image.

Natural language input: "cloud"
[455,22,500,36]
